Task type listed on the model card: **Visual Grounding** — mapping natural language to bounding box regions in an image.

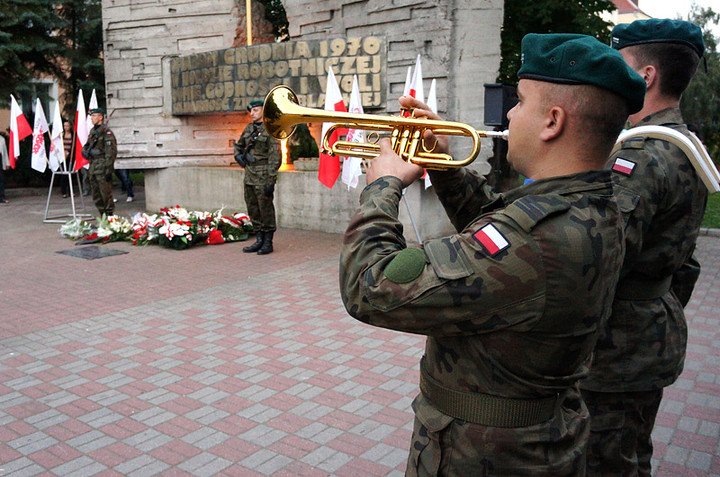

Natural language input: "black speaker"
[483,83,518,127]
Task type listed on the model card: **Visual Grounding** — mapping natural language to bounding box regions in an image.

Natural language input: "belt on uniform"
[419,360,557,428]
[615,275,672,300]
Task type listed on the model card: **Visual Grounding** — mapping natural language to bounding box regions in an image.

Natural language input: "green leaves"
[498,0,615,85]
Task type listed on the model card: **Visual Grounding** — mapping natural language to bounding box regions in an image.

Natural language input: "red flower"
[206,229,225,245]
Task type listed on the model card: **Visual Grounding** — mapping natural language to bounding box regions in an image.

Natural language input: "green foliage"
[56,0,105,121]
[680,6,720,165]
[498,0,616,84]
[0,0,66,103]
[258,0,289,42]
[702,192,720,229]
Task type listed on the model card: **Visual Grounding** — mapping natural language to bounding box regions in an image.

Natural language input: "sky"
[640,0,720,37]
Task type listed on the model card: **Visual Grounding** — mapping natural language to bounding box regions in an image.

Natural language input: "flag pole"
[246,0,253,46]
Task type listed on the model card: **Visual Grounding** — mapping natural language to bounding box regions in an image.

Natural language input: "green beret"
[611,19,704,58]
[518,33,646,114]
[247,100,263,111]
[88,107,105,115]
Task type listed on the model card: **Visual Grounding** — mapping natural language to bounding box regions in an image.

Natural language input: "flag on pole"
[402,66,412,96]
[427,79,437,114]
[318,67,347,188]
[424,79,438,189]
[31,99,49,172]
[342,75,364,190]
[74,91,89,171]
[9,95,32,169]
[409,54,425,103]
[49,100,65,171]
[86,89,98,133]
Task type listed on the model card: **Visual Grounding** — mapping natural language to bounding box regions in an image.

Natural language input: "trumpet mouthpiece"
[485,130,509,140]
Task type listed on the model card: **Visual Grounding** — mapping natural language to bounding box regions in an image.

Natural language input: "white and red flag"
[9,95,32,168]
[318,67,347,188]
[341,75,365,190]
[473,223,510,256]
[424,79,438,189]
[409,54,425,103]
[74,91,89,171]
[402,66,412,96]
[86,89,98,133]
[48,100,65,171]
[30,99,49,173]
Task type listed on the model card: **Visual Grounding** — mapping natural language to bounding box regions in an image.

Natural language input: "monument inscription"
[171,37,387,115]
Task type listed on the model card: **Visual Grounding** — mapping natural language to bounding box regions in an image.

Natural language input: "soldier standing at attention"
[339,34,646,476]
[234,99,281,255]
[580,19,708,476]
[82,108,116,216]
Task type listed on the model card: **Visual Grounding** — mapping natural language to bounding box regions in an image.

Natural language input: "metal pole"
[246,0,253,46]
[402,188,422,243]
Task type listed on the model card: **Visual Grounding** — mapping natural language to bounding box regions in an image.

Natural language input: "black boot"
[243,231,264,253]
[257,231,274,255]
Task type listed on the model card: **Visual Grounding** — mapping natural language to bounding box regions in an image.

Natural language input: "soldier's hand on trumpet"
[397,95,451,158]
[366,138,424,187]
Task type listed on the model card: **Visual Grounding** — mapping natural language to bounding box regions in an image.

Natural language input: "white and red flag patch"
[612,157,636,176]
[473,224,510,256]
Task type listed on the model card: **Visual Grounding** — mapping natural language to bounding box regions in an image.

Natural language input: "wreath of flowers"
[60,206,253,250]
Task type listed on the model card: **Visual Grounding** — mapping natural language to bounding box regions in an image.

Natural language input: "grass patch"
[703,193,720,229]
[129,172,144,186]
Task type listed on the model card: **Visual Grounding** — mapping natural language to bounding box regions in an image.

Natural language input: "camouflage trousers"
[244,183,276,232]
[405,391,589,476]
[89,173,114,216]
[582,389,663,477]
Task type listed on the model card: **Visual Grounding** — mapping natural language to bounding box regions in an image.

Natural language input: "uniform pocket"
[407,394,454,477]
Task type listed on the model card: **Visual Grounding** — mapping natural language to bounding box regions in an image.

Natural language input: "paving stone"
[1,198,718,477]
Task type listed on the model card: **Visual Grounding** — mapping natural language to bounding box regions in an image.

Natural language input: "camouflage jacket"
[234,121,281,186]
[340,168,624,474]
[582,107,708,392]
[83,123,117,177]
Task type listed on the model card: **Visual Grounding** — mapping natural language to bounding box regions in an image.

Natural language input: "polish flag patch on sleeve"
[612,157,636,176]
[473,224,510,256]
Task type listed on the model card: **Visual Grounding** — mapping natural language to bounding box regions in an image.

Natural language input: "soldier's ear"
[540,106,566,142]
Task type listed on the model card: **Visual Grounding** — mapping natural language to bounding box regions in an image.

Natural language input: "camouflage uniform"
[234,121,281,232]
[581,107,708,476]
[82,123,117,216]
[340,166,625,476]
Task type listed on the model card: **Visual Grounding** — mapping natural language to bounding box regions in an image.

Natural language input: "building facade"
[102,0,504,237]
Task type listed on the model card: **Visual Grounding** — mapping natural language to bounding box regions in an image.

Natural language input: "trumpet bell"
[263,86,300,140]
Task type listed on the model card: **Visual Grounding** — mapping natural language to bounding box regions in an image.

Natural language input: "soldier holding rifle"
[339,34,645,475]
[82,107,117,216]
[234,99,281,255]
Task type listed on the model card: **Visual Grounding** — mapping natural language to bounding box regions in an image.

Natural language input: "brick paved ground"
[1,187,718,476]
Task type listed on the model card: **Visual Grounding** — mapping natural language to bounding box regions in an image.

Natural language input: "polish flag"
[408,54,425,103]
[48,100,65,171]
[8,95,32,168]
[402,66,412,96]
[319,67,347,188]
[341,75,364,190]
[473,224,510,256]
[86,89,98,133]
[612,157,636,176]
[424,79,438,189]
[74,91,89,171]
[30,99,49,173]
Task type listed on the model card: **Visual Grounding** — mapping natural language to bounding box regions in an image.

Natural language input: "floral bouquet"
[59,218,95,240]
[59,205,253,250]
[129,213,162,245]
[96,215,133,242]
[211,212,253,244]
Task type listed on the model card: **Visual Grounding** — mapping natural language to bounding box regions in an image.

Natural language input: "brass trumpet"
[263,85,508,169]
